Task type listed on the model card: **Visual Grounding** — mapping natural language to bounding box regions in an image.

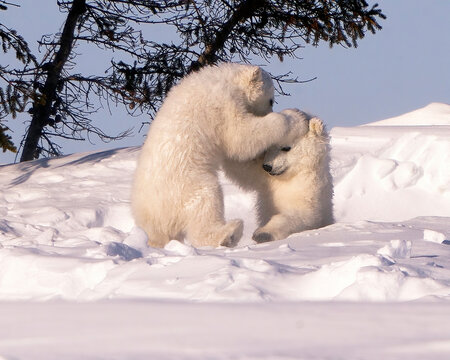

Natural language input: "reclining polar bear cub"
[223,109,334,243]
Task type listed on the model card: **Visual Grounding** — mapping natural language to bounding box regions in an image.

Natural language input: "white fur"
[223,109,334,243]
[131,63,291,248]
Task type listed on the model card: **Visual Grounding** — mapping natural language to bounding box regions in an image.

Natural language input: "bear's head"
[262,109,330,180]
[236,66,275,116]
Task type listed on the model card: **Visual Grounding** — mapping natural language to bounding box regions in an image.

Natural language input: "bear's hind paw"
[219,219,244,248]
[220,234,239,248]
[252,231,275,243]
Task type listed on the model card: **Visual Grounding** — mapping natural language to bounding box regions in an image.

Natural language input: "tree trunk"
[20,0,86,161]
[189,0,262,73]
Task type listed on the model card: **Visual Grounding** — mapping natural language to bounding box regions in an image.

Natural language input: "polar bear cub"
[224,109,334,243]
[131,63,292,248]
[253,109,334,242]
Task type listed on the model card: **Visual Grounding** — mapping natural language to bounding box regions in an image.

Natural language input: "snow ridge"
[0,119,449,302]
[1,106,450,359]
[364,102,450,126]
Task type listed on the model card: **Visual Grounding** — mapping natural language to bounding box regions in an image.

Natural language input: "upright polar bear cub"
[132,63,292,248]
[224,109,334,243]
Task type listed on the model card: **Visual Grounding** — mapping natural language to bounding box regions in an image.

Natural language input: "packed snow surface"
[0,103,449,359]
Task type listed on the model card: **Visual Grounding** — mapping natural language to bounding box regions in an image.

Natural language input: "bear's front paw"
[252,231,275,243]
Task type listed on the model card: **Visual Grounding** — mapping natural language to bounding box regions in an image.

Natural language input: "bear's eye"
[281,146,291,152]
[269,99,274,107]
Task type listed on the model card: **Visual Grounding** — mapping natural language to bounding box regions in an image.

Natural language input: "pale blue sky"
[1,0,449,164]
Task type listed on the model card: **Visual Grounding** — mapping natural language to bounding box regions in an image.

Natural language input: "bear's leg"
[218,219,244,247]
[141,222,172,248]
[223,112,290,161]
[252,214,299,243]
[185,179,243,247]
[188,213,243,248]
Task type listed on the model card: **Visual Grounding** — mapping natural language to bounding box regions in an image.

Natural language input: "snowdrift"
[1,103,450,359]
[365,102,450,126]
[0,103,449,304]
[332,124,450,221]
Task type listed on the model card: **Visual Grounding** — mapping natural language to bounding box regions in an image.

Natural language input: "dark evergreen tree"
[1,0,385,162]
[18,0,179,161]
[0,0,36,153]
[117,0,387,111]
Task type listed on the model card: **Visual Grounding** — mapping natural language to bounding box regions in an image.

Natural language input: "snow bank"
[2,301,450,360]
[1,104,450,359]
[331,124,450,222]
[0,112,449,303]
[364,102,450,126]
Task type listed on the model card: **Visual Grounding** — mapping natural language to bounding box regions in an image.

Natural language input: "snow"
[2,301,450,360]
[364,102,450,126]
[331,124,450,221]
[0,102,450,359]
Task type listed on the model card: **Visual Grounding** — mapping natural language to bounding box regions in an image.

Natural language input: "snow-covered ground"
[0,103,449,359]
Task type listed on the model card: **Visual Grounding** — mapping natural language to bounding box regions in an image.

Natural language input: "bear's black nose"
[263,164,272,173]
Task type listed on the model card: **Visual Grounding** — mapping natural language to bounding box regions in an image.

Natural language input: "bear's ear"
[309,117,324,136]
[250,67,263,83]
